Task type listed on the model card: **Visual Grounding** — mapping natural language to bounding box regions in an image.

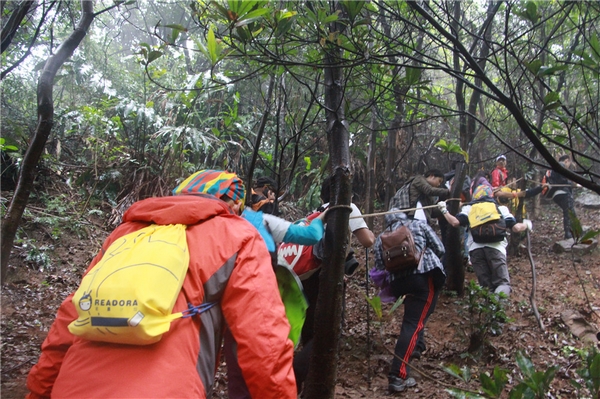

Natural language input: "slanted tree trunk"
[303,2,351,397]
[1,1,95,284]
[245,74,276,202]
[1,0,34,55]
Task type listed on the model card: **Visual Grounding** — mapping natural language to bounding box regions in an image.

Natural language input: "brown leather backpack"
[380,225,422,273]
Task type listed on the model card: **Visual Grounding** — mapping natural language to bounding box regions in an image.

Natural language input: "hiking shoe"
[388,376,416,393]
[410,349,421,360]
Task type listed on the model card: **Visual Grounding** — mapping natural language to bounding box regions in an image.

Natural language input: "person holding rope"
[293,176,375,395]
[440,184,532,296]
[373,209,446,393]
[389,169,450,226]
[515,155,577,240]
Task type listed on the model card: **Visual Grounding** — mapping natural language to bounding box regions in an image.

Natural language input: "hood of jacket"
[122,194,236,226]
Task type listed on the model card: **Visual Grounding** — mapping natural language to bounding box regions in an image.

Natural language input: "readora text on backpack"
[68,224,215,345]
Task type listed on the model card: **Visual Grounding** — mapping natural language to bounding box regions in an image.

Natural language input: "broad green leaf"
[581,229,600,244]
[171,29,180,44]
[0,138,18,152]
[323,12,340,24]
[163,24,187,32]
[525,2,538,24]
[276,16,294,37]
[147,50,163,64]
[406,67,421,85]
[543,92,559,105]
[508,383,528,399]
[235,7,269,27]
[543,102,561,111]
[569,210,583,239]
[212,1,231,20]
[341,1,365,21]
[526,60,542,74]
[515,351,535,378]
[207,27,218,65]
[229,0,256,18]
[590,33,600,62]
[364,294,382,319]
[480,367,507,397]
[443,364,465,380]
[538,65,568,76]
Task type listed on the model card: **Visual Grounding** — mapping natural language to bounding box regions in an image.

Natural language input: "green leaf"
[171,29,180,44]
[206,27,218,65]
[525,2,538,24]
[323,12,340,24]
[543,102,561,111]
[388,295,404,314]
[235,7,269,27]
[581,229,600,243]
[445,388,484,398]
[147,50,163,64]
[341,1,365,22]
[304,156,312,170]
[508,383,528,399]
[515,351,535,378]
[212,1,231,20]
[569,210,583,239]
[0,138,18,152]
[406,67,421,85]
[526,60,542,74]
[543,92,559,105]
[443,364,470,382]
[364,294,382,319]
[590,33,600,62]
[538,65,568,76]
[480,367,507,397]
[164,24,187,32]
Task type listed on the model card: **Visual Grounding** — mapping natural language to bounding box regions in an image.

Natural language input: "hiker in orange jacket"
[26,170,296,399]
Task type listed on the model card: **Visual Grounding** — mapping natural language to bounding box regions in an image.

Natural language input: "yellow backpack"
[468,200,507,243]
[69,224,212,345]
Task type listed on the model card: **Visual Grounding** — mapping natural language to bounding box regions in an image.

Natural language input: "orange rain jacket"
[26,195,296,399]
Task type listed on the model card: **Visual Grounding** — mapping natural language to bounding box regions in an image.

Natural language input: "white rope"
[348,198,461,220]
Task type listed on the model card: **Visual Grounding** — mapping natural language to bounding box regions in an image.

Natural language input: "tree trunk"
[365,101,377,231]
[1,1,95,284]
[1,0,34,55]
[444,0,498,295]
[245,74,276,202]
[303,2,351,397]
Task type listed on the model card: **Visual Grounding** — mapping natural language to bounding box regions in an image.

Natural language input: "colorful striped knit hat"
[172,170,246,209]
[472,184,493,200]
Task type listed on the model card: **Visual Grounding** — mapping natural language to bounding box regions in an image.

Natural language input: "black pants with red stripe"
[388,268,445,380]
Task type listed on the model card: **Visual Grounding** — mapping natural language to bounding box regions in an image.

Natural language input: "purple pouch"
[368,267,397,303]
